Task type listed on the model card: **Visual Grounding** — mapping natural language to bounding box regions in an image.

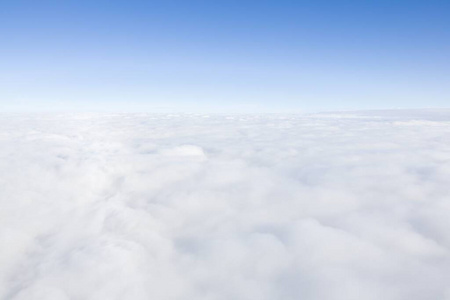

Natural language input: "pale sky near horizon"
[1,0,449,113]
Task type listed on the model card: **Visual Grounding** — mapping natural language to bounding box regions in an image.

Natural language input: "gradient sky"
[1,0,449,113]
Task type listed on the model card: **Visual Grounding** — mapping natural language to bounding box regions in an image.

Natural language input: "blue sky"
[1,0,449,112]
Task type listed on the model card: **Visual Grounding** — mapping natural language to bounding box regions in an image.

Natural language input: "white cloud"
[0,110,449,299]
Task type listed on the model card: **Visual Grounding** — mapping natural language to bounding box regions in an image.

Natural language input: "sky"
[1,0,449,113]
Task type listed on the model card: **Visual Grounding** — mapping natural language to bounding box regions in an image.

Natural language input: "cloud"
[0,110,449,299]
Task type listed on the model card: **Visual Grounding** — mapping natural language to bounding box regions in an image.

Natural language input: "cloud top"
[1,110,449,300]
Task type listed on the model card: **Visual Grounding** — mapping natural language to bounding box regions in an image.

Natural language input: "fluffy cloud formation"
[1,110,450,300]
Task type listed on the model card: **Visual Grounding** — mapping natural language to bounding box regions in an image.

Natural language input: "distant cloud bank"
[1,110,449,300]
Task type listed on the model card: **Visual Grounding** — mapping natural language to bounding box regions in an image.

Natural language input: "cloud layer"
[1,110,450,300]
